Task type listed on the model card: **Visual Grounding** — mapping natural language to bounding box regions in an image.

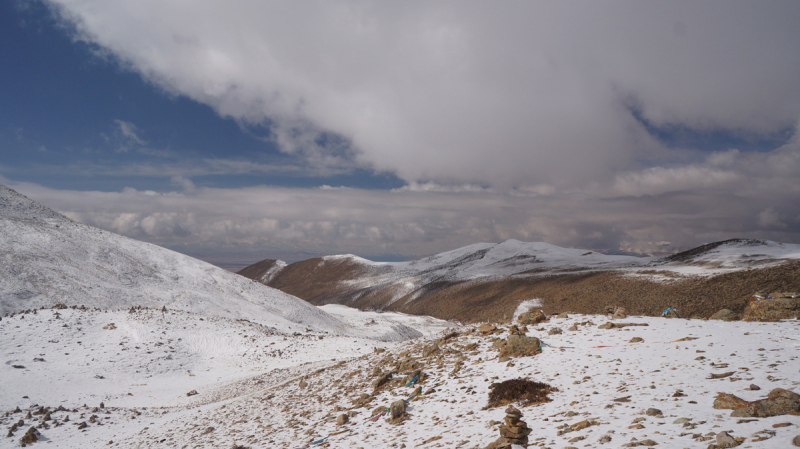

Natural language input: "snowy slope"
[655,238,800,276]
[4,311,798,449]
[0,184,346,334]
[301,238,800,303]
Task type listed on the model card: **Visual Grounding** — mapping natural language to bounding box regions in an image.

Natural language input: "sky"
[2,1,800,269]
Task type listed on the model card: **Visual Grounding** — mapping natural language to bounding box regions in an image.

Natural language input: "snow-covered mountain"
[0,184,344,334]
[241,238,800,322]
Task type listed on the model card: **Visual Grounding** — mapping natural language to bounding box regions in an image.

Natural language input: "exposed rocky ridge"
[240,241,800,323]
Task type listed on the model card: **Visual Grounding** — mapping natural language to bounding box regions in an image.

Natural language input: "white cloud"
[114,119,146,146]
[44,1,800,188]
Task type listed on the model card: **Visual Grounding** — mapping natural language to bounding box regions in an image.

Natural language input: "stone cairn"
[498,405,532,447]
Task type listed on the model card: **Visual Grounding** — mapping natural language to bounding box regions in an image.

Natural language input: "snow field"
[5,314,796,448]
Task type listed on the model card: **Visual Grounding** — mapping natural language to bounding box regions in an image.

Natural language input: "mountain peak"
[0,183,68,222]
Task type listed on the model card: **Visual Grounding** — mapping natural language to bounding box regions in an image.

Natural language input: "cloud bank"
[18,2,800,261]
[44,1,800,189]
[9,132,800,262]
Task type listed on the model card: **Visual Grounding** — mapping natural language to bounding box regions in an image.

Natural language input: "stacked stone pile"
[498,405,532,447]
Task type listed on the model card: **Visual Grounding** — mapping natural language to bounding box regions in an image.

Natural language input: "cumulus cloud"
[43,1,800,188]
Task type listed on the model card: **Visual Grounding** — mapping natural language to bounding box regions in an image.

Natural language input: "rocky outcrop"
[713,388,800,417]
[742,297,800,321]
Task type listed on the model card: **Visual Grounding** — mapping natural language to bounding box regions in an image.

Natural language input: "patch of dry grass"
[487,378,557,408]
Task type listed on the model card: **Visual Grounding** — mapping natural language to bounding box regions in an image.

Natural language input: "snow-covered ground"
[0,184,345,334]
[3,311,798,448]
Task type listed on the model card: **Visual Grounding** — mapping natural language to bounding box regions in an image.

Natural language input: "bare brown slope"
[236,259,281,280]
[394,261,800,322]
[240,258,800,323]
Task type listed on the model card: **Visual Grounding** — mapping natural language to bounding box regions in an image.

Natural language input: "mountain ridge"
[239,238,800,322]
[0,184,347,335]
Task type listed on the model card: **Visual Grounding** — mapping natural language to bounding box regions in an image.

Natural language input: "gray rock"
[390,400,406,419]
[645,408,663,416]
[716,431,736,448]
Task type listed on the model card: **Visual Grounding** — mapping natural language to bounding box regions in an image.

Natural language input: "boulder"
[336,414,349,426]
[548,327,562,335]
[478,323,498,334]
[742,297,800,322]
[716,431,737,448]
[500,335,541,357]
[517,310,546,325]
[390,400,406,419]
[710,309,740,321]
[373,372,394,391]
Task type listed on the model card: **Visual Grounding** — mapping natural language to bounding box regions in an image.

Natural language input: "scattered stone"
[793,435,800,446]
[373,372,394,391]
[336,414,349,426]
[713,388,800,417]
[630,337,644,343]
[422,344,440,358]
[479,323,498,334]
[773,422,792,428]
[673,418,692,424]
[556,312,569,319]
[186,390,198,397]
[709,371,736,379]
[748,384,761,391]
[548,327,562,335]
[599,434,612,444]
[715,431,738,448]
[499,335,541,358]
[20,427,40,446]
[625,439,658,447]
[645,408,663,416]
[598,322,649,329]
[299,379,308,389]
[710,309,740,321]
[568,324,579,331]
[389,400,406,420]
[517,310,546,326]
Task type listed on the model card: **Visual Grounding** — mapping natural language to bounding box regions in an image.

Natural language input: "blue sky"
[2,1,800,268]
[0,1,404,192]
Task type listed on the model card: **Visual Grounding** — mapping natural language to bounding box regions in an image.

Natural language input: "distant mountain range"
[239,238,800,322]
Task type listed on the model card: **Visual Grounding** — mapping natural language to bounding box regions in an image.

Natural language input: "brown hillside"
[236,259,282,281]
[240,258,800,324]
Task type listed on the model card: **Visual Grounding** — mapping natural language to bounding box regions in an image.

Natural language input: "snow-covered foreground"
[3,312,798,448]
